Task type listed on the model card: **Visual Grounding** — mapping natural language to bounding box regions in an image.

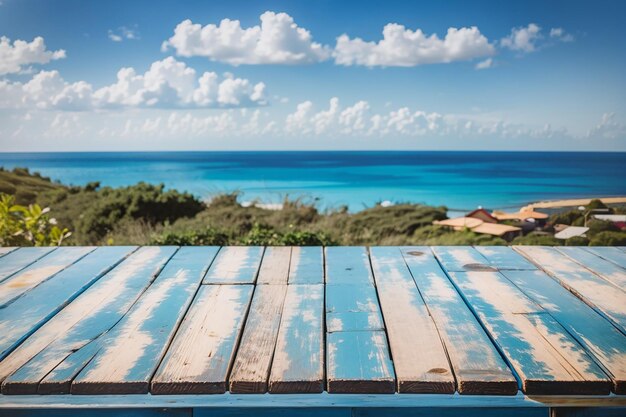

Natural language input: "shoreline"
[522,196,626,212]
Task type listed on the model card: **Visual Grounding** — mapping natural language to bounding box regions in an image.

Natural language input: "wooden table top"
[0,245,624,398]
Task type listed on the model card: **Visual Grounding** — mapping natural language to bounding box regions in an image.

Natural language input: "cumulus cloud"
[501,24,573,53]
[587,113,626,139]
[108,26,140,42]
[475,57,493,70]
[0,57,267,110]
[0,36,66,75]
[162,11,331,65]
[333,24,495,67]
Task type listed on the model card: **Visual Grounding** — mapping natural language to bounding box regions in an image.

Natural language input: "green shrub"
[0,193,71,246]
[565,236,590,246]
[589,231,626,246]
[150,228,230,246]
[512,233,562,246]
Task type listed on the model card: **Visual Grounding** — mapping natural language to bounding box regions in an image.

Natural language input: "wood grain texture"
[583,246,626,269]
[203,246,264,284]
[325,283,384,332]
[325,246,373,285]
[0,246,137,360]
[499,269,626,394]
[474,246,537,270]
[370,247,455,393]
[446,270,612,395]
[256,246,292,284]
[400,246,518,395]
[327,330,395,394]
[431,246,494,272]
[0,247,16,257]
[0,246,178,395]
[71,247,219,394]
[0,247,55,283]
[229,284,288,393]
[269,284,324,393]
[515,246,626,334]
[0,247,94,307]
[289,246,324,284]
[151,285,254,394]
[557,247,626,289]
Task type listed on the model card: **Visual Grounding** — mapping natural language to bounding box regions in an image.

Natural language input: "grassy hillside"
[1,167,624,246]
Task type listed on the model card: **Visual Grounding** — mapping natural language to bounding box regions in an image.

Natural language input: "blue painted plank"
[324,247,373,285]
[474,246,537,270]
[193,409,350,417]
[203,246,264,284]
[326,330,395,393]
[71,246,219,394]
[553,407,626,417]
[370,247,455,393]
[0,246,137,360]
[498,269,626,394]
[583,247,626,269]
[229,284,288,393]
[151,284,254,394]
[446,269,612,395]
[557,247,626,289]
[0,247,95,307]
[257,246,291,284]
[0,247,56,283]
[325,283,383,332]
[516,246,626,334]
[0,409,191,417]
[0,246,178,394]
[269,284,324,393]
[400,246,517,395]
[0,247,16,258]
[431,246,493,272]
[289,246,324,284]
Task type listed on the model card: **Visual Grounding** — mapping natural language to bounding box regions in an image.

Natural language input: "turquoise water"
[0,151,624,212]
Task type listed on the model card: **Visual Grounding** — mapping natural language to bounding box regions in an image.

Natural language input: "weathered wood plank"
[203,246,264,284]
[431,246,493,272]
[0,247,16,258]
[0,246,178,394]
[269,284,324,393]
[289,246,324,284]
[498,269,626,395]
[515,246,626,334]
[474,246,537,270]
[557,247,626,290]
[325,283,384,332]
[583,247,626,269]
[325,246,373,285]
[0,246,137,360]
[229,284,288,393]
[446,270,612,395]
[151,285,254,394]
[257,246,292,284]
[370,247,454,393]
[400,246,518,395]
[327,330,395,394]
[0,247,94,307]
[71,246,219,394]
[0,247,55,283]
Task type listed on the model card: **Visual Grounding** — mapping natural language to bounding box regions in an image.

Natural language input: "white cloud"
[162,11,331,65]
[108,26,140,42]
[587,113,626,139]
[0,36,66,75]
[0,57,267,110]
[334,24,495,67]
[549,27,574,42]
[501,24,573,53]
[475,57,493,70]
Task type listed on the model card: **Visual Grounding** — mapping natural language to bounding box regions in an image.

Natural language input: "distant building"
[492,209,549,226]
[593,214,626,229]
[466,208,498,224]
[554,226,589,240]
[434,216,522,241]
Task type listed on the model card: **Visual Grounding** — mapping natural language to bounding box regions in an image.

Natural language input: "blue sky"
[0,0,625,151]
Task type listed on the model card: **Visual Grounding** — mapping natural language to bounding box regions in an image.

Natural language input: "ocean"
[0,151,624,213]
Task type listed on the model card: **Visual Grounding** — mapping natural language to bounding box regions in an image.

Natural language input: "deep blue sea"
[0,151,625,212]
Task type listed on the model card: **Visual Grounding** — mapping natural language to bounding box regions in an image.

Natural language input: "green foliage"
[589,231,626,246]
[411,225,506,246]
[549,210,583,226]
[586,219,619,236]
[565,236,590,246]
[150,228,230,246]
[0,193,71,246]
[512,233,563,246]
[586,199,608,210]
